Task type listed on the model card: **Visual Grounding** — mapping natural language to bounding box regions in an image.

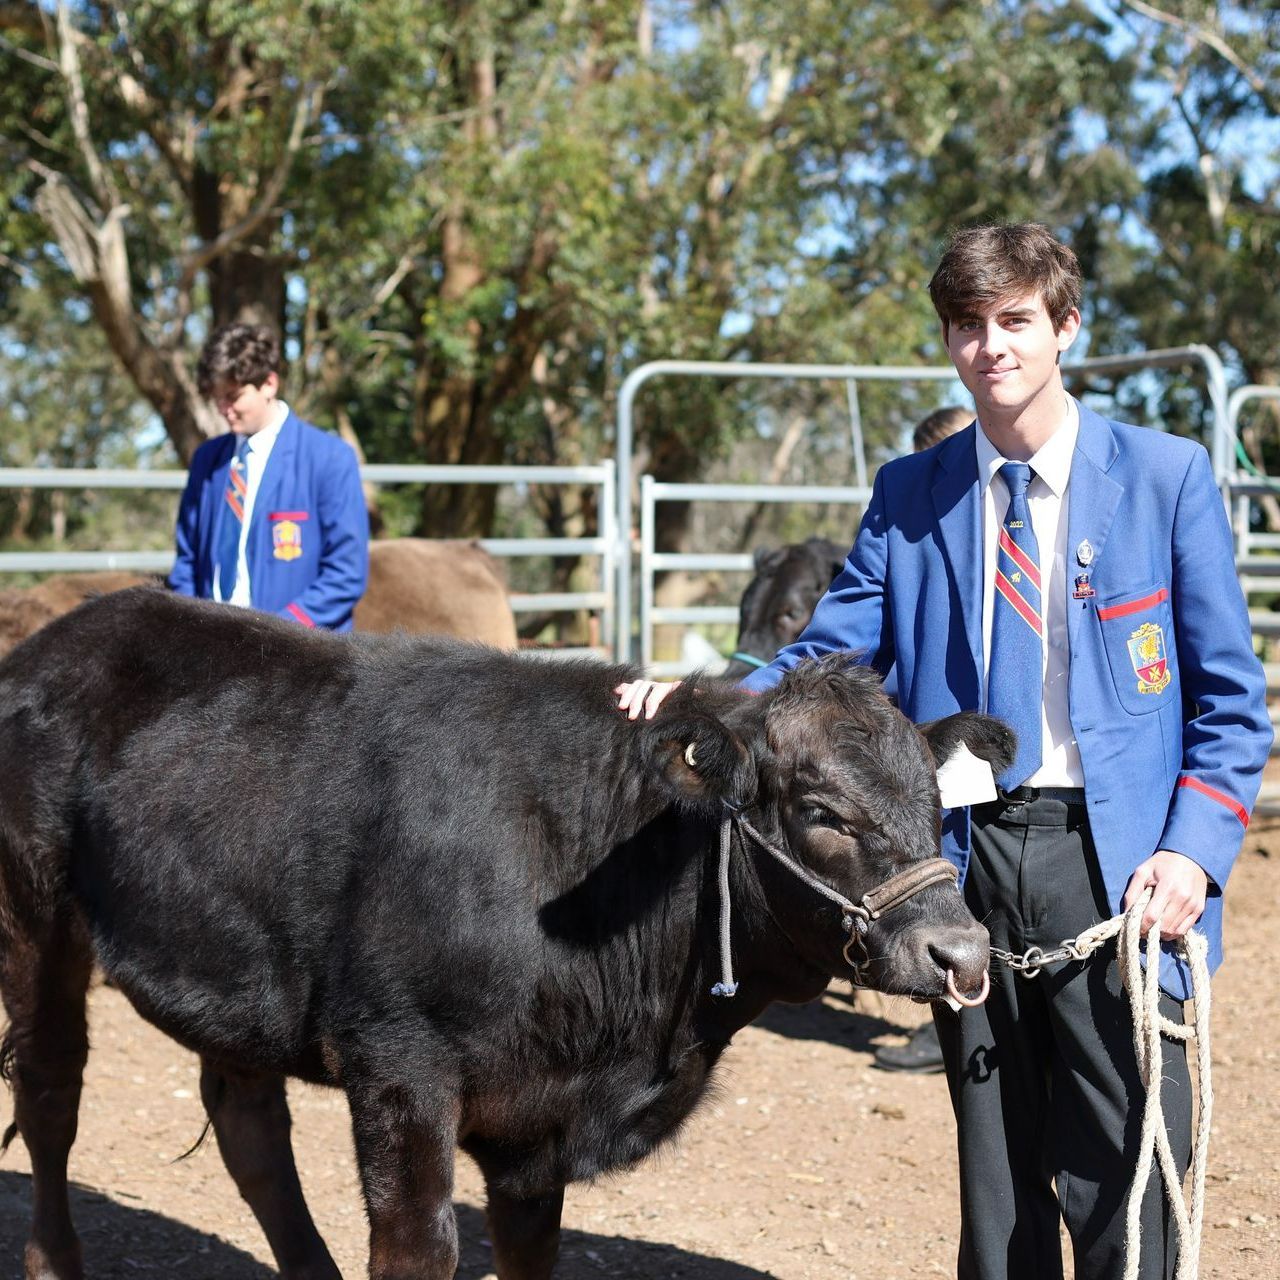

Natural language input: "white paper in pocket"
[935,742,998,809]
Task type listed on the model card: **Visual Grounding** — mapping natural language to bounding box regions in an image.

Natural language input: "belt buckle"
[996,784,1033,810]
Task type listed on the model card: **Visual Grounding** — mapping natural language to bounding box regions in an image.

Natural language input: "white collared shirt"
[215,400,289,608]
[975,398,1083,787]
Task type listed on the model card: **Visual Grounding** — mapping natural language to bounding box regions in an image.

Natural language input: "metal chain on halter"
[990,915,1121,978]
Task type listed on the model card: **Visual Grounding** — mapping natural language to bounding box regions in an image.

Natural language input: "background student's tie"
[216,436,250,601]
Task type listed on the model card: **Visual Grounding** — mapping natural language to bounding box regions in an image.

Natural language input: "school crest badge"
[272,518,303,562]
[1127,621,1170,695]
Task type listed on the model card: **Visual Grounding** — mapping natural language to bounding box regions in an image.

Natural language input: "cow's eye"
[799,805,848,832]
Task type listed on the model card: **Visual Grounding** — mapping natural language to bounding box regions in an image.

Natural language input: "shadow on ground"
[456,1204,780,1279]
[753,986,911,1053]
[0,1170,274,1278]
[1,1174,776,1279]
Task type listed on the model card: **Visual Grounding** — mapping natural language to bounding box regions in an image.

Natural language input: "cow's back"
[0,588,672,1081]
[0,571,154,661]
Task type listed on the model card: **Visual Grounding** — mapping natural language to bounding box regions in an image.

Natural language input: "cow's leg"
[348,1083,460,1280]
[198,1060,340,1279]
[485,1182,565,1280]
[0,916,92,1280]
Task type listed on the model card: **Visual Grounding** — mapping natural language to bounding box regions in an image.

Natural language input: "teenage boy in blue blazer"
[170,323,369,631]
[618,223,1270,1280]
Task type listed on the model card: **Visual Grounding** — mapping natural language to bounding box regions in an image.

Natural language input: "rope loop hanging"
[993,886,1212,1280]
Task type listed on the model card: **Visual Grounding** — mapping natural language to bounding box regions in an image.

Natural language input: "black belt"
[995,785,1087,807]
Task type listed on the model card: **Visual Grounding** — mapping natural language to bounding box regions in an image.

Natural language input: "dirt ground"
[1,836,1277,1279]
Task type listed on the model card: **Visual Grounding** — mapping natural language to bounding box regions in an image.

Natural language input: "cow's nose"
[928,927,989,1000]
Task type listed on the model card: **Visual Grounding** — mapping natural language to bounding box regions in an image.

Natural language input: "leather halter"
[710,804,960,996]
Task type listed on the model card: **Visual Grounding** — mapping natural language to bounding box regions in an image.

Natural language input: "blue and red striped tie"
[215,437,250,601]
[988,462,1043,790]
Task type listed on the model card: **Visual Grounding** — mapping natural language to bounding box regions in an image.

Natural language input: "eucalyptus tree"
[2,0,430,463]
[5,0,1273,563]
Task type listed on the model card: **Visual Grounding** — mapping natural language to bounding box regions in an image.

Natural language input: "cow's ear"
[919,712,1016,776]
[641,709,755,811]
[821,542,846,581]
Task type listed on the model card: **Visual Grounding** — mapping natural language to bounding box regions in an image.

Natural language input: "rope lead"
[994,888,1212,1280]
[1117,888,1211,1280]
[711,812,738,997]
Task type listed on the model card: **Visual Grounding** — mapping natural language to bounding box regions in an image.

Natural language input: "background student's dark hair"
[928,223,1082,335]
[196,323,282,398]
[912,405,972,453]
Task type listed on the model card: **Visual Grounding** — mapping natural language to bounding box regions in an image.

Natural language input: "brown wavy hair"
[912,405,973,453]
[196,323,281,397]
[928,223,1081,335]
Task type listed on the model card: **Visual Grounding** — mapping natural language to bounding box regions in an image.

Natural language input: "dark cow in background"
[0,538,517,660]
[0,589,1011,1279]
[723,537,846,679]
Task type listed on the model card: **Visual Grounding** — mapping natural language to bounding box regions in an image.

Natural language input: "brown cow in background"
[0,540,517,659]
[355,539,516,648]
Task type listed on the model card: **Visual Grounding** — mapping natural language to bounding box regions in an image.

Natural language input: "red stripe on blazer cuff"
[1096,588,1169,621]
[285,603,316,628]
[1177,776,1249,827]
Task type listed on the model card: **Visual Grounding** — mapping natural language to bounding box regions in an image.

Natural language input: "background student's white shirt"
[215,400,289,608]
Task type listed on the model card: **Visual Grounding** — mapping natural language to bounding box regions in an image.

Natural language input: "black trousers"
[933,794,1192,1280]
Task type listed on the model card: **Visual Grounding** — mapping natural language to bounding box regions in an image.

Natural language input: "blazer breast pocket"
[1096,584,1177,716]
[268,510,309,564]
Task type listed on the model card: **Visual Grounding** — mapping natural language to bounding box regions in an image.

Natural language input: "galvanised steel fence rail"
[620,347,1231,674]
[1222,385,1280,813]
[0,462,618,660]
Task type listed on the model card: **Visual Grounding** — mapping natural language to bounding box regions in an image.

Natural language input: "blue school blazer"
[743,401,1271,997]
[169,411,369,632]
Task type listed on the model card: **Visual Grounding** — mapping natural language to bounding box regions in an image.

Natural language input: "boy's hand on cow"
[1122,850,1209,941]
[614,680,682,720]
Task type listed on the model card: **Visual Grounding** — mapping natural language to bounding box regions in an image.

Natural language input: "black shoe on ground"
[872,1021,945,1074]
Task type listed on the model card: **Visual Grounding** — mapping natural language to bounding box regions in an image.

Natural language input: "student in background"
[170,323,369,631]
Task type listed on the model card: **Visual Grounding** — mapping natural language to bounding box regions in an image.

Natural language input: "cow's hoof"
[24,1240,84,1280]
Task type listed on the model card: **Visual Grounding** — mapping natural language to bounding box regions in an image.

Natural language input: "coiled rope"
[1116,889,1212,1280]
[995,886,1212,1280]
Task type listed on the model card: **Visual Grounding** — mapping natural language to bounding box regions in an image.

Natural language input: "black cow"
[723,537,847,680]
[0,588,1012,1280]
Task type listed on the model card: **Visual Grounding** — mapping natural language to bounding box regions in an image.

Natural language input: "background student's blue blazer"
[169,410,369,632]
[743,401,1272,997]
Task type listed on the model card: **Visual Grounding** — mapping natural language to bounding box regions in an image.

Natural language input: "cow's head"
[647,655,1012,1003]
[722,539,847,680]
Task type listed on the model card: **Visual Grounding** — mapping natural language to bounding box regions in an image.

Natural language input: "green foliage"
[1,0,1277,557]
[0,276,176,550]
